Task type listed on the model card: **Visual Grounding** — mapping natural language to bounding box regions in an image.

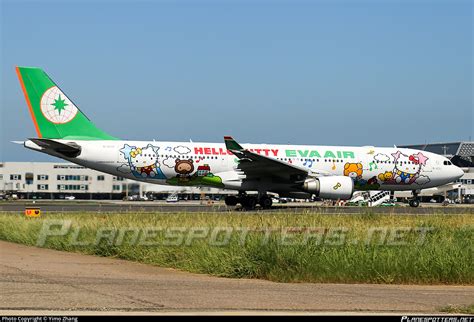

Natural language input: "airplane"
[14,66,464,209]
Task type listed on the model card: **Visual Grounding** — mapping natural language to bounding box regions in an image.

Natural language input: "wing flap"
[224,136,308,183]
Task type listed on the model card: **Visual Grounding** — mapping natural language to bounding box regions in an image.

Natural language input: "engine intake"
[303,176,354,200]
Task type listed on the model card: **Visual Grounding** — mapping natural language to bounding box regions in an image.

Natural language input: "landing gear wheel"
[259,196,273,209]
[409,189,420,208]
[225,196,238,206]
[409,199,420,208]
[241,196,257,210]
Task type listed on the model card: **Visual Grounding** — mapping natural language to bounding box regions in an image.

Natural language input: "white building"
[0,162,124,199]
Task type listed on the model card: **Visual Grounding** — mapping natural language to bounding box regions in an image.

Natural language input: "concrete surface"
[1,200,472,214]
[1,241,472,314]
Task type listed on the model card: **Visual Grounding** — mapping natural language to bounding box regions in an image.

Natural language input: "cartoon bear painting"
[377,171,393,182]
[165,159,224,187]
[344,163,363,181]
[344,162,381,190]
[175,159,194,180]
[119,144,166,179]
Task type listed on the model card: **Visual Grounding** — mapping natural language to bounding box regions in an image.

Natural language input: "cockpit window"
[443,161,452,166]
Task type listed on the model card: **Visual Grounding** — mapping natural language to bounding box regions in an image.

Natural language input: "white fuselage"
[26,140,463,196]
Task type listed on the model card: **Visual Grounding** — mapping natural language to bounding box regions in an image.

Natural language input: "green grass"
[0,211,472,285]
[439,304,474,314]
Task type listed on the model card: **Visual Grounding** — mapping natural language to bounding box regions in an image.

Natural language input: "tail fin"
[16,66,117,140]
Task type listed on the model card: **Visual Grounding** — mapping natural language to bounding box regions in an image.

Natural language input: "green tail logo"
[16,66,117,140]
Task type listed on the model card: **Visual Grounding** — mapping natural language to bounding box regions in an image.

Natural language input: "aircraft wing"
[224,136,329,183]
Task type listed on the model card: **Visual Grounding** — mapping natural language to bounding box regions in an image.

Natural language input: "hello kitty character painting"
[119,144,166,179]
[390,151,429,185]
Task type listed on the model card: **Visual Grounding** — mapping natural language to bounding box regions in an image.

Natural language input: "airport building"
[1,141,473,202]
[0,162,127,199]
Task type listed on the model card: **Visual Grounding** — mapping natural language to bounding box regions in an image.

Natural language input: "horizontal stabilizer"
[29,138,82,158]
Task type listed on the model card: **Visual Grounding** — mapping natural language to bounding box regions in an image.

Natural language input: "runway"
[1,241,473,314]
[1,200,472,214]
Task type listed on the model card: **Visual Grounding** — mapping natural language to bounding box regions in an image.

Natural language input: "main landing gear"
[409,190,420,208]
[224,193,273,210]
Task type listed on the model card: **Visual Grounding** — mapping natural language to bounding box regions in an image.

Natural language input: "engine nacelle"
[303,176,354,200]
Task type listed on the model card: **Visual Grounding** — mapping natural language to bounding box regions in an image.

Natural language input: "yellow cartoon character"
[377,171,393,182]
[344,163,363,180]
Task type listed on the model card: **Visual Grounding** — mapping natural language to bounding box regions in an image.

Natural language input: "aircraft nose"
[454,166,464,180]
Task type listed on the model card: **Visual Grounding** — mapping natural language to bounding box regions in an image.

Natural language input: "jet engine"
[303,176,354,200]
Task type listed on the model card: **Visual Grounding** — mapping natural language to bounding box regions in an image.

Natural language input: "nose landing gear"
[409,199,420,208]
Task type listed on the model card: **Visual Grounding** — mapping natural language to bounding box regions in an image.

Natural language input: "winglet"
[224,136,244,151]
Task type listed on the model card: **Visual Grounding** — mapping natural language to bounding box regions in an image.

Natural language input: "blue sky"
[1,0,472,161]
